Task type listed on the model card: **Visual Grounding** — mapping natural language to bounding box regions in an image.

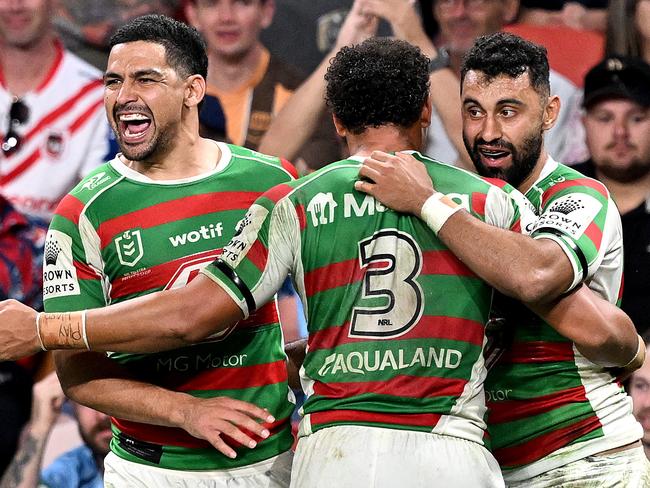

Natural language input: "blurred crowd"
[0,0,649,485]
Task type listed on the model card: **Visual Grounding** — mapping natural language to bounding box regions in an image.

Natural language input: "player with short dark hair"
[109,14,208,81]
[42,14,296,488]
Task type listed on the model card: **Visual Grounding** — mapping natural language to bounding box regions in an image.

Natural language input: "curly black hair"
[325,38,430,135]
[461,32,550,98]
[110,14,208,81]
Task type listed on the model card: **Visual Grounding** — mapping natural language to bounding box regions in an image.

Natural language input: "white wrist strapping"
[35,313,47,351]
[420,192,463,234]
[622,334,644,369]
[81,310,90,350]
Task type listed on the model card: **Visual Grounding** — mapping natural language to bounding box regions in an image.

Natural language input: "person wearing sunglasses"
[0,0,112,221]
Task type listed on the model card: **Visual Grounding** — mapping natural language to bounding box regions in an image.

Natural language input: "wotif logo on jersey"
[115,229,144,267]
[307,192,337,226]
[168,223,224,248]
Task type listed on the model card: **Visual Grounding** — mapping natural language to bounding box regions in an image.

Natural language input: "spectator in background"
[53,0,182,70]
[629,334,650,460]
[261,0,352,74]
[0,194,47,478]
[518,1,608,32]
[184,0,341,171]
[0,0,111,220]
[259,0,465,169]
[0,372,111,488]
[417,0,585,165]
[573,56,650,336]
[606,0,650,63]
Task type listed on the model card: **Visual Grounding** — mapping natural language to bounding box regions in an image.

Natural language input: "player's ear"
[184,74,206,109]
[332,114,347,137]
[542,95,560,132]
[421,97,432,128]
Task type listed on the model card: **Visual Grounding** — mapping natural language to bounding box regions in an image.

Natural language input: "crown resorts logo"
[548,196,585,215]
[44,239,62,266]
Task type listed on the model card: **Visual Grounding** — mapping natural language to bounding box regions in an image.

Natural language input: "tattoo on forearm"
[0,434,41,488]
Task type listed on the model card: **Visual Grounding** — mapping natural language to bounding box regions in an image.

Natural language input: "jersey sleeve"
[482,184,535,233]
[201,186,300,318]
[43,196,107,313]
[528,179,617,291]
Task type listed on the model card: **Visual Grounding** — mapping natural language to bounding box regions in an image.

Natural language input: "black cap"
[583,56,650,109]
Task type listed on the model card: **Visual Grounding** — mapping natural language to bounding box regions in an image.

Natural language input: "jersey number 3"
[350,230,424,339]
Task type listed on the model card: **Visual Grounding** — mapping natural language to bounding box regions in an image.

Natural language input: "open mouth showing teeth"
[479,148,510,159]
[118,113,152,140]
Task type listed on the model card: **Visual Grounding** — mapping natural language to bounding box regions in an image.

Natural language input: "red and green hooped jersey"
[203,152,530,445]
[43,142,297,471]
[485,157,642,482]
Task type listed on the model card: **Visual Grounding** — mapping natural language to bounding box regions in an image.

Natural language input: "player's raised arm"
[356,150,573,303]
[0,274,240,360]
[356,151,640,369]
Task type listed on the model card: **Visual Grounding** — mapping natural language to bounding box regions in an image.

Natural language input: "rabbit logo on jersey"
[307,192,337,226]
[43,230,80,299]
[531,193,602,238]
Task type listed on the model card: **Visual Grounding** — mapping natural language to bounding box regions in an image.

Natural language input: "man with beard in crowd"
[573,56,650,336]
[0,372,111,488]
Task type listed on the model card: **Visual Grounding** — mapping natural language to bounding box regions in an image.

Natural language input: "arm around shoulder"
[35,274,243,354]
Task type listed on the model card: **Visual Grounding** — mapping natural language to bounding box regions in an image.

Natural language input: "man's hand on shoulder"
[355,151,435,215]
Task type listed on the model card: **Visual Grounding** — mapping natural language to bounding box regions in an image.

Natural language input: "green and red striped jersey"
[43,142,297,471]
[203,152,531,445]
[485,157,642,482]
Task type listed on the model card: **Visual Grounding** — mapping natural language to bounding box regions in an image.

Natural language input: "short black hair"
[461,32,550,98]
[325,37,430,135]
[110,14,208,81]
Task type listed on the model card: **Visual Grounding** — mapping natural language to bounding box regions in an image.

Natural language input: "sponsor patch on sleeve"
[220,204,269,268]
[43,230,80,300]
[531,193,602,239]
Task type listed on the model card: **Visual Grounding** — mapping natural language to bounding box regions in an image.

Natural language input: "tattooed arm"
[0,373,65,488]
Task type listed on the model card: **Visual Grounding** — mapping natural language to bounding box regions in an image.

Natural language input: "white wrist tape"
[420,192,463,234]
[623,334,644,369]
[35,313,47,351]
[81,310,90,350]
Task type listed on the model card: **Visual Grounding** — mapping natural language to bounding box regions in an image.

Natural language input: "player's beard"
[464,128,543,189]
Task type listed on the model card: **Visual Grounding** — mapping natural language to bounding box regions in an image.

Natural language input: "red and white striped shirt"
[0,41,110,220]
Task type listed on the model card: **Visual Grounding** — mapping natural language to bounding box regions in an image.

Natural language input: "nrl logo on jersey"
[115,229,144,267]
